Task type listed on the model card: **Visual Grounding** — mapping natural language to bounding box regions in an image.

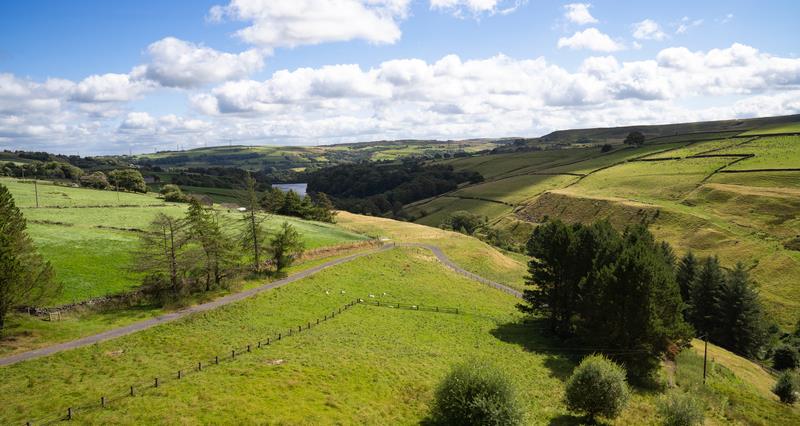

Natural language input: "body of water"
[272,183,308,197]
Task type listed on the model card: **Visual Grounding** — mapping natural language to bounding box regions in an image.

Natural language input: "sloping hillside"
[404,119,800,327]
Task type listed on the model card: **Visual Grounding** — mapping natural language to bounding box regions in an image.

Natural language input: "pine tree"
[0,184,58,335]
[269,222,304,273]
[313,192,337,223]
[715,263,767,357]
[133,213,189,300]
[689,256,725,338]
[280,190,303,216]
[240,174,267,273]
[185,199,238,291]
[676,252,698,305]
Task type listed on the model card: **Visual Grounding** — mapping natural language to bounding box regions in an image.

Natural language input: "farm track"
[0,243,519,367]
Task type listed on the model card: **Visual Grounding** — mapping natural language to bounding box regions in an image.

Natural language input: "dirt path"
[0,243,520,367]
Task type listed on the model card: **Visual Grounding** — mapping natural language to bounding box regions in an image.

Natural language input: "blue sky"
[1,1,798,154]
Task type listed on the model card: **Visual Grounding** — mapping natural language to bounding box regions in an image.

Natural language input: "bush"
[773,371,798,405]
[773,345,800,371]
[565,355,630,421]
[657,390,705,426]
[431,361,523,426]
[160,184,188,202]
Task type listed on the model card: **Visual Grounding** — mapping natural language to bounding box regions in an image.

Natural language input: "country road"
[0,243,520,367]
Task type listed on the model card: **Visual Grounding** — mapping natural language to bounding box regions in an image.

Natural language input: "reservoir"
[272,183,308,197]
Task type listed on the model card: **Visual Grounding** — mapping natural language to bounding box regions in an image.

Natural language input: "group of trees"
[135,184,304,303]
[0,184,59,336]
[0,162,149,194]
[259,188,336,223]
[519,220,692,381]
[307,160,483,217]
[675,253,769,358]
[1,161,84,181]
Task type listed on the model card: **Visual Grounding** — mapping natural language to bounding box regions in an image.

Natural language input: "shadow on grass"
[490,319,578,381]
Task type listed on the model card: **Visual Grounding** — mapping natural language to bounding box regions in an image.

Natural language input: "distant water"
[272,183,307,197]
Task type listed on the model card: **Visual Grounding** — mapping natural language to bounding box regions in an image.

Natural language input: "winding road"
[0,243,521,367]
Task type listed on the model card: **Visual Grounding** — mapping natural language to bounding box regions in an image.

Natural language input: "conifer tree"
[134,213,189,299]
[240,174,267,273]
[689,256,725,338]
[715,263,767,357]
[676,252,698,305]
[185,199,238,291]
[0,184,58,334]
[269,222,304,273]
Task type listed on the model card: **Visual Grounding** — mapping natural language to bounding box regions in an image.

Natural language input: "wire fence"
[20,298,466,425]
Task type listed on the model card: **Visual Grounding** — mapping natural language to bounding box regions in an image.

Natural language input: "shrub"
[657,390,705,426]
[160,184,188,202]
[431,361,523,426]
[773,345,800,371]
[79,171,109,189]
[565,355,630,421]
[773,371,798,405]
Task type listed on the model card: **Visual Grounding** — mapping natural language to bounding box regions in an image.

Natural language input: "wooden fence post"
[267,337,271,345]
[247,344,251,353]
[178,370,182,379]
[101,396,105,408]
[231,350,236,359]
[215,356,219,365]
[198,362,202,371]
[131,385,135,396]
[154,378,159,388]
[67,407,72,420]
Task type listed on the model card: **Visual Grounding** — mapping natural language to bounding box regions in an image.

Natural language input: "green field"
[407,132,800,328]
[2,178,368,304]
[2,247,794,425]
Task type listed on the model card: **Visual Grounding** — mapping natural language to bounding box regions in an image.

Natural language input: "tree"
[240,174,267,273]
[160,184,188,202]
[431,361,523,426]
[0,184,58,335]
[440,210,485,235]
[269,222,304,273]
[108,169,147,193]
[773,345,800,371]
[79,171,109,189]
[584,226,691,380]
[600,143,613,153]
[312,192,337,223]
[185,199,238,291]
[715,263,768,357]
[676,252,698,306]
[260,187,285,213]
[134,213,189,300]
[689,256,725,338]
[565,355,630,421]
[773,371,798,405]
[519,220,581,337]
[279,190,304,216]
[624,131,645,147]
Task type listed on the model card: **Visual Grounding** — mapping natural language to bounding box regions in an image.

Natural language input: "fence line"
[22,298,466,425]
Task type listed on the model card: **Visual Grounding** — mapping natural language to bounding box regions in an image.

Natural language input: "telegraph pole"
[703,334,708,385]
[34,180,39,208]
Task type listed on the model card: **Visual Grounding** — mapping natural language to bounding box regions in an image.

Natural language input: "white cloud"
[632,19,667,41]
[209,0,410,48]
[141,37,264,88]
[430,0,525,17]
[563,3,597,25]
[69,73,152,103]
[558,28,624,52]
[4,43,800,153]
[719,13,734,24]
[675,16,703,34]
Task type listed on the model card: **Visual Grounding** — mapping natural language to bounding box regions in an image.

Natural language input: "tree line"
[1,162,149,193]
[307,160,483,217]
[135,176,304,304]
[520,219,795,383]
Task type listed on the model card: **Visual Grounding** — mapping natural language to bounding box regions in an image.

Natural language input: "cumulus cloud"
[140,37,264,88]
[632,19,667,41]
[558,28,624,52]
[4,42,800,153]
[563,3,597,25]
[69,73,152,103]
[208,0,410,48]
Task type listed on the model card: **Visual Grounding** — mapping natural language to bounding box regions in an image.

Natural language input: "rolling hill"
[405,118,800,328]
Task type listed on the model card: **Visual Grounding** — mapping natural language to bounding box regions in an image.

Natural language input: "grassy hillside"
[134,139,501,171]
[404,126,800,328]
[2,246,794,424]
[2,178,367,304]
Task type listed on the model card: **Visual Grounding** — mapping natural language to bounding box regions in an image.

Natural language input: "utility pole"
[34,180,39,208]
[702,335,708,385]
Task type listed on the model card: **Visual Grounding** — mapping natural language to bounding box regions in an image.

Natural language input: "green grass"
[643,138,746,159]
[740,122,800,136]
[452,174,579,204]
[2,247,790,424]
[2,178,367,304]
[720,136,800,170]
[405,196,513,227]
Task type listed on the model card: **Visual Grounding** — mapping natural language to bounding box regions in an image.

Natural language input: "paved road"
[0,242,520,367]
[402,243,523,298]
